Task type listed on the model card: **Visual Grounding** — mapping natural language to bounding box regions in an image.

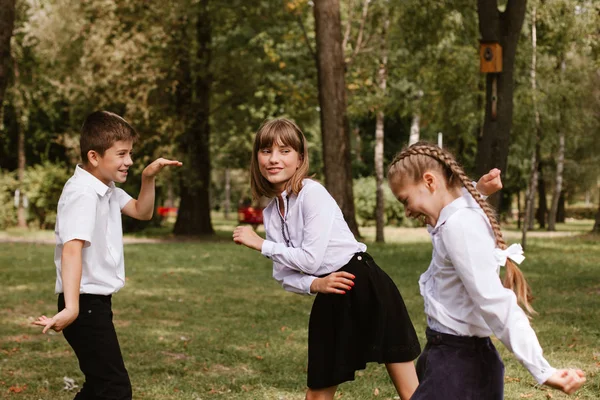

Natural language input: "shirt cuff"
[531,366,557,385]
[261,240,274,258]
[471,180,488,200]
[302,275,318,295]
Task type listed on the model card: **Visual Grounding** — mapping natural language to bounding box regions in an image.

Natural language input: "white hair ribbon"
[494,243,525,266]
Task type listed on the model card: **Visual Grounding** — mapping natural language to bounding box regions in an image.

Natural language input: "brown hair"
[80,111,139,164]
[250,118,309,199]
[388,142,535,315]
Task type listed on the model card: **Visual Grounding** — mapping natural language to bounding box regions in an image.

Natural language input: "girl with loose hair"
[235,117,422,400]
[387,142,585,399]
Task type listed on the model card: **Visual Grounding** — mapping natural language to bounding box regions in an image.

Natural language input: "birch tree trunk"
[521,3,538,249]
[408,114,420,145]
[374,12,389,243]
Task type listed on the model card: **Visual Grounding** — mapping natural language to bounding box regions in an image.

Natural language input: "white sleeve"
[441,210,556,385]
[57,190,98,248]
[272,263,317,295]
[261,184,336,275]
[114,187,133,210]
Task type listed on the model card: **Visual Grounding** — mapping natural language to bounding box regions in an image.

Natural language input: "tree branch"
[342,0,354,50]
[297,14,316,61]
[347,0,370,65]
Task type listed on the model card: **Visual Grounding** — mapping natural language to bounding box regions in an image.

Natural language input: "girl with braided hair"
[387,142,585,399]
[233,120,504,400]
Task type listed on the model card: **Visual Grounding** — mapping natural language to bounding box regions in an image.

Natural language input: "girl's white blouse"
[260,179,366,295]
[423,189,556,384]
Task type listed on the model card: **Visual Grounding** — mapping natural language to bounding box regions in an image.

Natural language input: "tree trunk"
[522,148,538,246]
[224,168,231,220]
[0,0,15,110]
[557,190,565,223]
[476,0,528,210]
[548,59,566,231]
[547,132,565,231]
[374,10,389,244]
[521,3,537,248]
[536,159,547,229]
[173,0,214,236]
[408,114,420,146]
[593,186,600,234]
[313,0,360,237]
[17,120,26,228]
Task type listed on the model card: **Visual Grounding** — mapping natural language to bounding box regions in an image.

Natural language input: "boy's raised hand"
[142,158,183,178]
[475,168,502,196]
[32,308,78,334]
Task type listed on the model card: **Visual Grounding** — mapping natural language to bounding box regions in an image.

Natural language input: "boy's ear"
[87,150,100,167]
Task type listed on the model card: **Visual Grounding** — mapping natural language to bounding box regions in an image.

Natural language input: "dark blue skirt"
[411,328,505,400]
[307,252,421,389]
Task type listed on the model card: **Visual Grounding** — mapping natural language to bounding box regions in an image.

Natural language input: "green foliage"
[21,161,70,229]
[0,170,17,230]
[353,176,406,226]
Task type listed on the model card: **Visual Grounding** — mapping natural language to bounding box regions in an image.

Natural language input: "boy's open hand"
[142,158,183,178]
[544,368,585,395]
[233,225,264,251]
[475,168,502,196]
[32,308,78,334]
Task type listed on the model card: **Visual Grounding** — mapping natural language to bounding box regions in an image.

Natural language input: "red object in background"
[157,206,178,217]
[238,206,263,226]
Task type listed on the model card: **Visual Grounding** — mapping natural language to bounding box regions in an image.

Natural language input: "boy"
[33,111,181,399]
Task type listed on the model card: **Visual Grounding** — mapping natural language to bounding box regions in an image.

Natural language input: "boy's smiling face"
[86,140,134,185]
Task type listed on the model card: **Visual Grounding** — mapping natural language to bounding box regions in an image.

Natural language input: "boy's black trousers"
[58,293,132,400]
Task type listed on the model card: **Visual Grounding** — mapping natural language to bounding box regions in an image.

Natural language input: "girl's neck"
[440,186,463,210]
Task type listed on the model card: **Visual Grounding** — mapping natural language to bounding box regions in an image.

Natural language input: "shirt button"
[357,256,362,261]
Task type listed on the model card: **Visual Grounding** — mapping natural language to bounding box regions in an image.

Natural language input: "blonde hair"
[250,118,309,199]
[388,142,535,315]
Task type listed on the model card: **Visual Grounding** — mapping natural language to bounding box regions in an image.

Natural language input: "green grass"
[0,222,599,399]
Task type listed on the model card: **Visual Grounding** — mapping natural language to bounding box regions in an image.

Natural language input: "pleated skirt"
[307,252,421,389]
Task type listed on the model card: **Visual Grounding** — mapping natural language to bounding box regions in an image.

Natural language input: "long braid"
[389,143,535,315]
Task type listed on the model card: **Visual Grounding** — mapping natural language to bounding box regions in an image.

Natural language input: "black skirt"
[307,252,421,389]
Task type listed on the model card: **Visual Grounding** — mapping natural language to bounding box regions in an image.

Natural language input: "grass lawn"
[0,219,599,399]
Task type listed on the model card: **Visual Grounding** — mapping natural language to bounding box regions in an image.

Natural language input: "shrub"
[0,170,17,230]
[353,177,406,226]
[22,162,70,229]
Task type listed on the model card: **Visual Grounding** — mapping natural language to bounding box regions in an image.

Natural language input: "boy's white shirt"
[54,165,132,295]
[422,188,556,384]
[260,179,366,294]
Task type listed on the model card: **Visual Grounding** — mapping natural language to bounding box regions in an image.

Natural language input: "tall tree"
[173,0,214,236]
[313,0,359,236]
[522,3,539,247]
[374,8,390,243]
[0,0,14,112]
[476,0,528,209]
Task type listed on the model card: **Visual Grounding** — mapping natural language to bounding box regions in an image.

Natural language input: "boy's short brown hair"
[80,111,139,164]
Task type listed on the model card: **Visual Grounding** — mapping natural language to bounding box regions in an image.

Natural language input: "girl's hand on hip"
[32,308,79,334]
[544,368,585,394]
[475,168,502,196]
[310,271,355,294]
[233,225,264,251]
